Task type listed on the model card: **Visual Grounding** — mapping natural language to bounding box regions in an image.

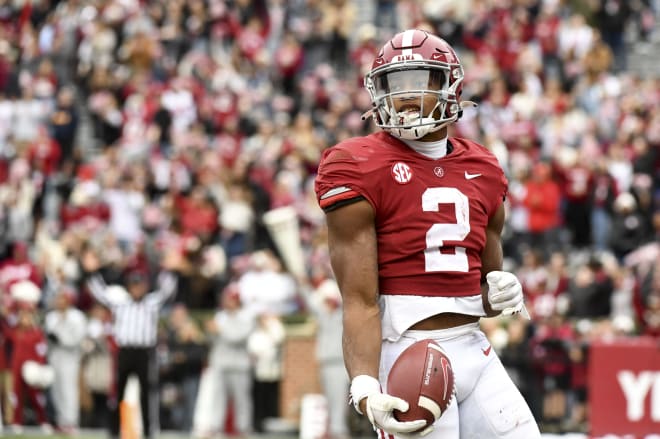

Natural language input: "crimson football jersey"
[315,131,507,297]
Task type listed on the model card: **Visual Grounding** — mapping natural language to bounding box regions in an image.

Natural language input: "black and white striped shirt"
[87,271,177,348]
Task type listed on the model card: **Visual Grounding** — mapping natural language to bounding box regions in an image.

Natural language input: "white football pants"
[379,322,541,439]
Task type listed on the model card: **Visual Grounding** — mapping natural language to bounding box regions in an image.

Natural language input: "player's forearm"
[342,303,382,379]
[481,281,500,317]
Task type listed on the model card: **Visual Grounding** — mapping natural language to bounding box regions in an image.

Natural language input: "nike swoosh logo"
[440,357,452,400]
[482,345,492,356]
[465,171,482,180]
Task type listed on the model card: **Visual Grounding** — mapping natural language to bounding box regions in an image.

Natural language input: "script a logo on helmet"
[392,162,413,184]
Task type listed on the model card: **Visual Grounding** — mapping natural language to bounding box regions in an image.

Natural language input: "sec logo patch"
[392,162,413,184]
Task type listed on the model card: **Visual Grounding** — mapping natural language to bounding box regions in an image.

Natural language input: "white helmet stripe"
[401,29,416,58]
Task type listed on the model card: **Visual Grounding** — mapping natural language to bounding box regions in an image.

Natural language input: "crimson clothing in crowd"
[535,12,560,58]
[175,193,218,241]
[0,259,42,295]
[523,175,562,233]
[590,171,618,210]
[633,281,660,338]
[60,201,111,231]
[3,321,50,425]
[531,321,575,390]
[5,322,47,370]
[556,164,594,203]
[27,135,62,177]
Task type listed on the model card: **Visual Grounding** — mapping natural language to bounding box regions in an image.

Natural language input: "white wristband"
[349,375,381,415]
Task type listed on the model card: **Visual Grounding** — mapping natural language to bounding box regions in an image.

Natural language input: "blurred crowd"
[0,0,658,436]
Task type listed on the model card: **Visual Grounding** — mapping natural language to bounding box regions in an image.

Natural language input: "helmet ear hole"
[448,103,460,118]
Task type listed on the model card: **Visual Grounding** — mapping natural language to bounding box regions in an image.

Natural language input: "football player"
[315,29,541,438]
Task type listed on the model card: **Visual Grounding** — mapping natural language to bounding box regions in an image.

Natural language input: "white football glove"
[350,375,433,437]
[486,271,530,319]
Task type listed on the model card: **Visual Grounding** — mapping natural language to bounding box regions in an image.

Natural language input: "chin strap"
[361,108,375,121]
[457,100,478,120]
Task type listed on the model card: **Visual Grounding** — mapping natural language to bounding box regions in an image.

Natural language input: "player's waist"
[409,312,480,330]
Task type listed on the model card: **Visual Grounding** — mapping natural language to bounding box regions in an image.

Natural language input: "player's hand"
[351,375,432,437]
[365,392,434,437]
[486,271,530,319]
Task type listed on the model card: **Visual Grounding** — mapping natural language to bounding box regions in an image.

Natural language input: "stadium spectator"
[530,313,575,432]
[306,278,349,439]
[499,318,539,421]
[237,250,298,317]
[0,162,39,246]
[567,256,615,319]
[523,161,563,257]
[194,283,255,438]
[44,285,87,434]
[79,303,115,430]
[49,86,78,165]
[1,305,52,434]
[589,157,619,251]
[246,310,285,434]
[0,241,41,296]
[159,303,205,432]
[609,191,649,260]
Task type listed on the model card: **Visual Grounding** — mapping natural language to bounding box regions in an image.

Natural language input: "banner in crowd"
[588,337,660,436]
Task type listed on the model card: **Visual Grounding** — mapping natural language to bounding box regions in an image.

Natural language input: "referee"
[82,249,179,439]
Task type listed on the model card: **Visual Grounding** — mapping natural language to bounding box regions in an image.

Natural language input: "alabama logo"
[391,162,413,184]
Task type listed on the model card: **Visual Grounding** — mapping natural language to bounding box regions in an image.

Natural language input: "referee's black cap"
[126,270,148,284]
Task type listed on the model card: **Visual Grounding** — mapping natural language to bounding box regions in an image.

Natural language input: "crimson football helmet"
[364,29,465,140]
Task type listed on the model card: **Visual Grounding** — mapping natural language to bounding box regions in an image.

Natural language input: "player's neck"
[401,136,449,159]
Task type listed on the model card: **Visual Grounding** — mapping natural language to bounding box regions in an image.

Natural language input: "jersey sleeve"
[314,146,371,211]
[493,165,509,213]
[473,142,509,217]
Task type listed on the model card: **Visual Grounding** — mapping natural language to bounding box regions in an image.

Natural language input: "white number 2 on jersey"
[422,187,470,272]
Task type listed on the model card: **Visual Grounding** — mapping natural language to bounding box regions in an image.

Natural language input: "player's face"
[375,69,446,118]
[128,279,148,298]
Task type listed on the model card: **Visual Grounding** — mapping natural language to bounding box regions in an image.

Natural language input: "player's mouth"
[398,104,421,114]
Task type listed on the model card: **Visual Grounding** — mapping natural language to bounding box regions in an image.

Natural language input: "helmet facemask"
[365,63,464,140]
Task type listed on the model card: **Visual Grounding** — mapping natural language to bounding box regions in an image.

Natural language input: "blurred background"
[0,0,658,438]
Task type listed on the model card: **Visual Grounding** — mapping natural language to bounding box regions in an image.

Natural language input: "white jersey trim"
[379,294,485,342]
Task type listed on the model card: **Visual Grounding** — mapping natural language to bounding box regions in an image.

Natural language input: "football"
[387,339,455,429]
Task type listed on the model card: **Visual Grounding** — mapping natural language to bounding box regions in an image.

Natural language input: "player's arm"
[325,198,381,383]
[480,203,529,318]
[480,203,505,317]
[326,199,428,435]
[318,152,428,435]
